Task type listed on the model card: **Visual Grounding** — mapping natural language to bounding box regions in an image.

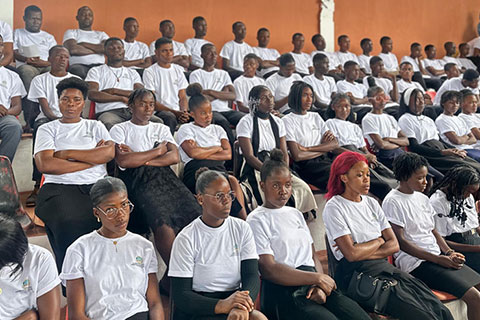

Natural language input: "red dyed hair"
[325,152,368,200]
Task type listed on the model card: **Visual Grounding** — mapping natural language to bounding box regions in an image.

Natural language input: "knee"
[249,310,267,320]
[1,117,22,136]
[97,112,122,130]
[462,287,480,305]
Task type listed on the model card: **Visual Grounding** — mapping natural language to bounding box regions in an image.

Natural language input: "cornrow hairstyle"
[127,88,156,107]
[0,214,28,278]
[392,152,429,182]
[288,81,315,113]
[430,165,480,227]
[90,176,128,207]
[195,169,227,194]
[56,77,89,99]
[399,61,413,68]
[260,148,289,182]
[186,83,209,111]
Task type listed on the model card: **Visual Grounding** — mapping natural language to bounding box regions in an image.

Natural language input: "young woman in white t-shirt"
[430,165,480,274]
[397,87,480,174]
[236,85,317,214]
[435,91,480,161]
[34,77,115,274]
[283,81,338,192]
[61,177,165,320]
[178,84,246,219]
[325,93,397,199]
[459,90,480,141]
[384,152,480,319]
[247,149,370,320]
[110,88,201,289]
[169,169,266,320]
[0,215,61,320]
[323,151,454,320]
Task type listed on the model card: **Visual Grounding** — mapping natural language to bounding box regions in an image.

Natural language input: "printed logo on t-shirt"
[0,287,2,295]
[21,279,32,292]
[132,256,144,268]
[231,244,240,257]
[0,80,7,89]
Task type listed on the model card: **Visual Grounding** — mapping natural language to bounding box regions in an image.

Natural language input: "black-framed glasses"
[96,200,134,219]
[203,191,236,202]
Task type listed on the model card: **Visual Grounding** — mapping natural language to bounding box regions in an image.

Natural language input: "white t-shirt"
[334,51,359,67]
[233,75,265,107]
[435,113,472,149]
[398,113,439,144]
[290,52,312,75]
[109,120,177,169]
[143,63,188,111]
[430,190,480,236]
[378,52,399,72]
[362,113,401,146]
[442,56,460,66]
[149,39,189,57]
[357,54,372,74]
[434,77,480,105]
[236,113,286,153]
[168,216,258,292]
[253,47,280,77]
[28,72,78,121]
[336,80,368,100]
[184,38,211,68]
[176,122,228,164]
[247,206,314,268]
[421,58,446,77]
[362,76,393,99]
[323,195,391,261]
[400,56,420,72]
[397,79,424,94]
[13,29,56,67]
[458,58,477,71]
[63,29,109,65]
[459,113,480,130]
[282,111,327,147]
[311,50,340,70]
[325,118,365,148]
[219,40,253,72]
[0,245,60,320]
[85,64,142,114]
[383,189,441,273]
[303,74,337,105]
[34,119,110,184]
[0,20,13,43]
[189,69,233,112]
[265,72,302,113]
[0,67,27,108]
[60,231,157,320]
[122,40,150,69]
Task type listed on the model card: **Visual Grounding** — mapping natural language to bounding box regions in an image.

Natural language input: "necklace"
[108,66,123,82]
[98,229,119,252]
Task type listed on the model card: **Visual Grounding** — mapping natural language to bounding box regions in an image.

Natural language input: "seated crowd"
[3,4,480,320]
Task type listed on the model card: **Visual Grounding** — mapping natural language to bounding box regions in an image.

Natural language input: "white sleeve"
[60,247,85,285]
[177,69,188,90]
[189,70,200,85]
[282,117,297,142]
[62,29,75,43]
[160,125,178,145]
[100,32,109,41]
[109,124,125,144]
[236,117,252,139]
[247,214,274,256]
[145,242,159,274]
[11,73,27,98]
[372,200,391,231]
[34,124,55,155]
[336,81,348,94]
[84,66,100,84]
[382,198,406,228]
[277,117,286,138]
[47,34,57,49]
[142,68,156,91]
[329,78,337,93]
[94,121,112,141]
[323,202,352,241]
[13,29,20,50]
[219,42,231,59]
[222,71,233,87]
[398,116,415,138]
[234,80,245,104]
[1,22,13,42]
[176,125,194,145]
[265,77,276,94]
[435,117,455,134]
[168,234,195,278]
[430,197,451,237]
[361,116,379,136]
[215,125,229,141]
[149,41,155,56]
[354,125,366,148]
[27,75,46,102]
[36,249,61,297]
[240,222,259,261]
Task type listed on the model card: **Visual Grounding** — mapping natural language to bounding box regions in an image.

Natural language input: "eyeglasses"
[203,191,236,202]
[96,200,134,219]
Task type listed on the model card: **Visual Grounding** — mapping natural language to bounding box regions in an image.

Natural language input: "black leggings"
[126,311,149,320]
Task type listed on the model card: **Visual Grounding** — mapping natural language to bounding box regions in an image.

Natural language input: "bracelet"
[445,249,454,256]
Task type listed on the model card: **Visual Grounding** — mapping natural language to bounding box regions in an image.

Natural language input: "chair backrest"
[233,140,243,178]
[325,234,339,279]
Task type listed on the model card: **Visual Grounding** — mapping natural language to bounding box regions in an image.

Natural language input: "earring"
[97,217,100,222]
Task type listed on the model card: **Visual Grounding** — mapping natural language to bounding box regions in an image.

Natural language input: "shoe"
[26,187,38,207]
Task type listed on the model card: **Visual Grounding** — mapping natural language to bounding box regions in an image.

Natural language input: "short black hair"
[440,90,461,107]
[367,86,384,98]
[444,41,454,50]
[56,77,89,99]
[337,34,348,44]
[244,53,259,62]
[444,62,457,72]
[232,21,244,31]
[279,53,295,66]
[155,37,172,50]
[288,81,315,113]
[200,43,215,54]
[392,152,429,182]
[399,61,413,68]
[410,42,421,50]
[425,44,435,52]
[127,88,156,107]
[257,27,269,36]
[48,45,68,57]
[460,88,476,101]
[0,215,28,278]
[24,5,41,17]
[123,17,137,26]
[260,148,289,182]
[311,33,322,44]
[292,32,303,41]
[360,38,371,47]
[104,37,123,49]
[369,56,383,67]
[380,36,391,45]
[192,16,205,26]
[325,93,353,120]
[312,53,327,64]
[459,42,468,50]
[343,60,358,70]
[160,19,173,28]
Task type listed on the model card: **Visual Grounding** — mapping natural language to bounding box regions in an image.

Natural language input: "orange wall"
[334,0,480,60]
[13,0,321,55]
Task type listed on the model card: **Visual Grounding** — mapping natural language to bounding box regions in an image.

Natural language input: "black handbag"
[346,271,397,315]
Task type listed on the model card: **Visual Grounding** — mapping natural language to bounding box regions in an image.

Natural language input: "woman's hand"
[227,308,250,320]
[365,153,378,168]
[215,290,254,314]
[306,286,327,304]
[435,255,464,269]
[441,148,466,158]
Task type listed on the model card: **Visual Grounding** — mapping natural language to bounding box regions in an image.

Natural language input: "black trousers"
[212,110,246,146]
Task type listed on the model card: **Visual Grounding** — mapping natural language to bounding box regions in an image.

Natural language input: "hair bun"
[195,167,209,180]
[186,83,203,97]
[269,148,285,162]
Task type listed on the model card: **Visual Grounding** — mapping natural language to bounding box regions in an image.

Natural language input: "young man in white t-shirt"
[422,44,446,78]
[357,38,373,75]
[234,53,266,113]
[0,20,13,67]
[143,37,189,133]
[190,43,245,146]
[378,36,399,74]
[401,43,442,91]
[85,38,146,130]
[303,53,337,110]
[290,33,313,77]
[63,6,109,79]
[434,69,480,105]
[122,17,151,75]
[310,33,343,81]
[458,43,479,71]
[444,63,461,80]
[336,61,369,105]
[265,53,302,113]
[150,19,190,70]
[442,42,461,70]
[397,61,425,95]
[253,28,280,79]
[185,16,211,71]
[363,56,398,103]
[220,21,254,81]
[335,35,365,78]
[14,5,56,131]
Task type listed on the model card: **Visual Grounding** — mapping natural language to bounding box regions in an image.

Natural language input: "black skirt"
[446,231,480,274]
[118,165,201,235]
[292,153,334,192]
[420,139,480,174]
